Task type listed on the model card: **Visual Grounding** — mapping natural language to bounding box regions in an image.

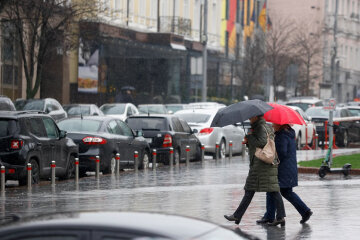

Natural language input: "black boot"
[256,217,272,224]
[224,214,240,224]
[300,210,313,224]
[267,218,285,227]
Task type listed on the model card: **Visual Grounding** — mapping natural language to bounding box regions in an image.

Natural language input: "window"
[117,120,133,137]
[179,119,191,133]
[151,0,157,18]
[115,0,121,10]
[107,120,123,135]
[171,117,183,132]
[43,118,59,139]
[27,118,47,138]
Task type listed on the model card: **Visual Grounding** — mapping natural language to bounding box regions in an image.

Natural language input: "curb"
[298,167,360,175]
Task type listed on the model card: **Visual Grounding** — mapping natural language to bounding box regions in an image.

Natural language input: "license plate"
[145,138,152,143]
[315,123,324,127]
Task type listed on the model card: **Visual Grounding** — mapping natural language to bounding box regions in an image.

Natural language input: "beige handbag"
[255,126,276,164]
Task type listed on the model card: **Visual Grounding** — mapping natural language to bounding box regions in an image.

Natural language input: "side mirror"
[307,116,312,121]
[93,112,99,116]
[192,129,198,134]
[168,110,173,114]
[59,130,67,139]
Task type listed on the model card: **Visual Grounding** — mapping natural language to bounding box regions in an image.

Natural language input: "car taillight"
[10,139,23,150]
[199,128,214,135]
[82,136,107,145]
[162,134,172,147]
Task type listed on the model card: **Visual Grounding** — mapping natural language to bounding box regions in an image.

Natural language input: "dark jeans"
[264,187,311,220]
[234,190,286,221]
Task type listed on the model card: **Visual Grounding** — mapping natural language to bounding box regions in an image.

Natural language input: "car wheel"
[139,150,150,169]
[195,144,202,161]
[219,139,226,159]
[61,155,75,180]
[296,134,302,150]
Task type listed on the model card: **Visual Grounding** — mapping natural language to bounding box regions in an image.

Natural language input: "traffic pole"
[315,134,319,150]
[115,153,120,176]
[201,144,205,162]
[95,156,100,179]
[169,147,174,167]
[215,142,219,160]
[152,149,157,170]
[27,163,32,190]
[75,158,79,184]
[1,166,5,193]
[229,141,233,160]
[186,145,190,165]
[134,151,139,173]
[51,161,56,186]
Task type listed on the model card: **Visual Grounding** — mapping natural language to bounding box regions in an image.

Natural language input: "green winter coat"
[244,118,280,192]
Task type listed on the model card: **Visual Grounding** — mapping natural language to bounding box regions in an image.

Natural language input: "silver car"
[175,108,245,158]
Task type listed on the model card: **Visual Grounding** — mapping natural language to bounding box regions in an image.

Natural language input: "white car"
[175,108,245,158]
[288,106,316,150]
[286,97,324,112]
[100,103,139,121]
[188,102,226,109]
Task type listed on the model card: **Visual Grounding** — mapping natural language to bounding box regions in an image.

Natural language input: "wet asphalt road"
[1,152,360,240]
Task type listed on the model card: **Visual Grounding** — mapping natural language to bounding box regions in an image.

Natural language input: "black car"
[305,106,360,147]
[0,211,251,240]
[63,104,104,117]
[0,96,16,111]
[126,115,201,164]
[16,98,67,121]
[0,111,78,185]
[57,116,150,176]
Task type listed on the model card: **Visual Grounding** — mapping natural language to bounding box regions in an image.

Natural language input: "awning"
[171,43,187,51]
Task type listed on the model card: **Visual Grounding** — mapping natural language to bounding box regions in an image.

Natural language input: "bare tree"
[2,0,103,99]
[293,25,322,96]
[237,33,266,99]
[265,17,296,100]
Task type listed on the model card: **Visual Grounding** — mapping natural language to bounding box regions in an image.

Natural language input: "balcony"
[159,16,191,38]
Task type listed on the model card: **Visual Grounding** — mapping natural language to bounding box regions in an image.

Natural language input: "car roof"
[64,104,95,107]
[0,111,48,119]
[58,115,114,122]
[175,108,220,115]
[0,211,234,239]
[128,114,172,119]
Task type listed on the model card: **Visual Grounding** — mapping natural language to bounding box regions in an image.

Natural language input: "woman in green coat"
[224,115,286,226]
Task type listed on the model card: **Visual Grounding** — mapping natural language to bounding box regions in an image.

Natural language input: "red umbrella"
[264,103,306,125]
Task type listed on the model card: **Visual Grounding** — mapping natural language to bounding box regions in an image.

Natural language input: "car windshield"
[305,108,329,118]
[20,100,45,111]
[166,105,183,113]
[126,117,168,131]
[58,119,101,132]
[138,105,167,114]
[0,119,17,137]
[100,105,125,114]
[64,106,91,116]
[176,113,211,124]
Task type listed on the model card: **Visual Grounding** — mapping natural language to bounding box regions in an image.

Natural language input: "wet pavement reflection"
[1,153,360,239]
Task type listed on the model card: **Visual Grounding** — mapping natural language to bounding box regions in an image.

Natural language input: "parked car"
[16,98,67,121]
[138,104,168,114]
[286,97,324,112]
[0,111,78,185]
[305,106,360,147]
[0,211,251,240]
[345,105,360,116]
[175,108,245,158]
[288,106,316,149]
[63,104,104,117]
[188,102,226,109]
[0,96,16,111]
[126,114,201,164]
[165,103,189,114]
[100,103,139,121]
[58,116,150,176]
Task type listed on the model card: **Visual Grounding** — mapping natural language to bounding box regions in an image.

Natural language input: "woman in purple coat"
[258,124,313,225]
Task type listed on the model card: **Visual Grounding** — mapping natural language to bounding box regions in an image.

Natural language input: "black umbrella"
[210,100,273,127]
[121,86,135,91]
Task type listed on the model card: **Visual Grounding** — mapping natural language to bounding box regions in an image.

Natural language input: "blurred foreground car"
[305,106,360,147]
[58,116,150,176]
[138,104,168,114]
[16,98,67,121]
[0,211,252,240]
[100,103,139,121]
[175,108,245,158]
[0,111,77,185]
[126,115,201,164]
[63,104,104,117]
[0,96,16,111]
[288,106,316,149]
